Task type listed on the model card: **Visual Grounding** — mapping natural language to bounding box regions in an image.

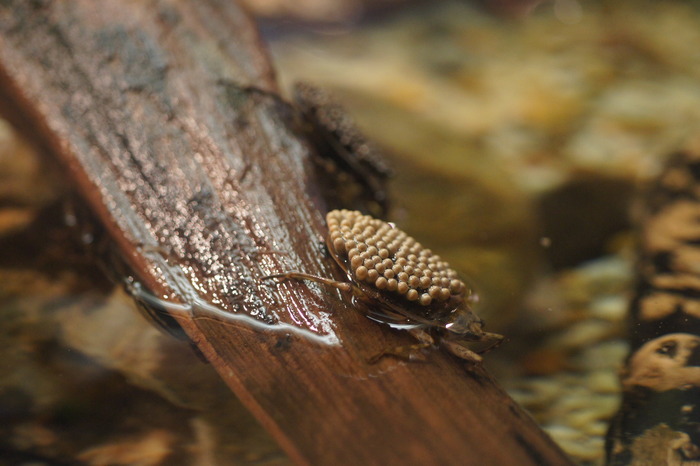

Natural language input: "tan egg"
[326,209,468,307]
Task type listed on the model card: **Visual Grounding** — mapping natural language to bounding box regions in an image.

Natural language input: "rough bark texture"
[0,1,572,464]
[607,151,700,465]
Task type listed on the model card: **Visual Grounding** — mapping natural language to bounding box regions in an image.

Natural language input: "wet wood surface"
[0,1,573,464]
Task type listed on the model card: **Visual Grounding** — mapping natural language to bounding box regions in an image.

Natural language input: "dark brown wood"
[0,1,573,464]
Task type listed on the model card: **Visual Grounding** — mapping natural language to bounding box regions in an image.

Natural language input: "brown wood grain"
[0,1,573,464]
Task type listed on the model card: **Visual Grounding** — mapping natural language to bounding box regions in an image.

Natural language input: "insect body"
[268,209,503,363]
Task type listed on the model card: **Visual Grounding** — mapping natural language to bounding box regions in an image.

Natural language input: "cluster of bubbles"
[327,210,467,307]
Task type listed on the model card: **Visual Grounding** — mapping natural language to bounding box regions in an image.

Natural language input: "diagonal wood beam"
[0,1,572,464]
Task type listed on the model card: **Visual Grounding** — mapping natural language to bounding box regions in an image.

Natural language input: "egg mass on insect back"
[327,209,468,307]
[266,209,503,363]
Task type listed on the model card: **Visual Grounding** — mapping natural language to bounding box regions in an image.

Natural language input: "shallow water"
[267,1,700,463]
[0,128,288,463]
[3,1,700,464]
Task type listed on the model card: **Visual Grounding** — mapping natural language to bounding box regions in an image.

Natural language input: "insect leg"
[408,327,436,345]
[263,272,354,293]
[475,331,504,355]
[367,327,434,364]
[441,339,483,364]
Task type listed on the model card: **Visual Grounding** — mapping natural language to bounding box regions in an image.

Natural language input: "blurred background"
[3,0,700,464]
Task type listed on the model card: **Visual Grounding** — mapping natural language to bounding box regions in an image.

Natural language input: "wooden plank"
[0,1,573,464]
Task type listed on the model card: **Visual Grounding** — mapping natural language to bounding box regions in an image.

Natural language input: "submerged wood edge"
[0,1,574,464]
[606,150,700,465]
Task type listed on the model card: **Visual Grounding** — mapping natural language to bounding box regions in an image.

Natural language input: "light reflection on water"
[5,0,699,464]
[124,279,341,346]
